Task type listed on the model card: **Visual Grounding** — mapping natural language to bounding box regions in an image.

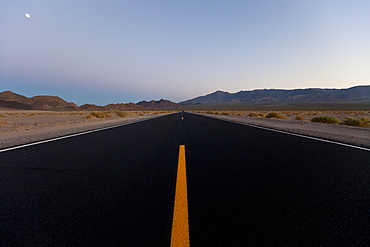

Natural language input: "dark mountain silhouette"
[181,86,370,104]
[137,99,179,108]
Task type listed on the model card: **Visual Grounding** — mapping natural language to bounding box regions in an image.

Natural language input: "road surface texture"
[0,112,369,246]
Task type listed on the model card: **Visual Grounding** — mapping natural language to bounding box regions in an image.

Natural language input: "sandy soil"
[0,110,171,149]
[198,113,370,149]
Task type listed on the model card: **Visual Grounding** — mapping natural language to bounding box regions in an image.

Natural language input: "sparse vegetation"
[248,112,259,117]
[113,110,127,117]
[87,111,112,118]
[0,121,9,125]
[295,115,305,121]
[265,112,287,119]
[69,112,84,115]
[340,117,361,126]
[339,116,370,128]
[0,113,5,118]
[311,115,340,124]
[360,117,370,127]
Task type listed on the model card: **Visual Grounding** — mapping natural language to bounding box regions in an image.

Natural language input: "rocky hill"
[181,86,370,104]
[0,91,178,111]
[0,91,78,110]
[137,99,179,108]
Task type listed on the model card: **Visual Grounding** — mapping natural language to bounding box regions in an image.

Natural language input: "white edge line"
[197,113,370,152]
[0,114,170,153]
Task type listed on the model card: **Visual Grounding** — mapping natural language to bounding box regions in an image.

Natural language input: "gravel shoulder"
[198,113,370,149]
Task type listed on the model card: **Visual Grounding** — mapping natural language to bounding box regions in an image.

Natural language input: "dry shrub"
[0,113,5,118]
[295,115,305,121]
[248,112,259,117]
[360,117,370,127]
[113,110,127,117]
[88,111,111,118]
[311,115,339,124]
[265,112,287,119]
[0,121,9,125]
[27,113,36,116]
[340,117,361,126]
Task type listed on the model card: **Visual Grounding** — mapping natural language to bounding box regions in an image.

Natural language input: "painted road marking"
[171,145,190,247]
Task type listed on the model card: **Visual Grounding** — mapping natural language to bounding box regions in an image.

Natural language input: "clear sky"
[1,0,370,105]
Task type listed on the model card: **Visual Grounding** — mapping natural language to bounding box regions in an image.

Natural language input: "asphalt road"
[1,112,369,246]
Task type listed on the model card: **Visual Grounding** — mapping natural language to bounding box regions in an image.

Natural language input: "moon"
[25,13,31,18]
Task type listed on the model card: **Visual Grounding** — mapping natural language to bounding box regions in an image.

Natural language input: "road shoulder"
[197,113,370,148]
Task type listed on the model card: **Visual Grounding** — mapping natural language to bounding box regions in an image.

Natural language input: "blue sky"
[1,1,370,105]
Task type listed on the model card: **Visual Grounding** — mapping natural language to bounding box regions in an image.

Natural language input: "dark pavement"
[0,112,369,246]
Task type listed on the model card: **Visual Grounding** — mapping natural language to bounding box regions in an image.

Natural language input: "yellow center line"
[171,145,190,247]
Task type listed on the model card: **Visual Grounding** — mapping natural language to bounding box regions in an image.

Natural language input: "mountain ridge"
[0,91,177,111]
[1,85,370,111]
[181,86,370,104]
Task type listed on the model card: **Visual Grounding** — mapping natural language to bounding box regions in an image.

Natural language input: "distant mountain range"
[1,85,369,111]
[181,86,370,104]
[0,91,178,111]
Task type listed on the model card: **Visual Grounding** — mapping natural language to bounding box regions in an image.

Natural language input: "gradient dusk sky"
[1,1,370,105]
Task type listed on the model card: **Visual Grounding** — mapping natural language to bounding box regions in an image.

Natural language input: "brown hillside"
[104,103,144,111]
[0,91,29,102]
[0,91,78,110]
[27,96,78,110]
[0,99,32,110]
[137,99,179,108]
[79,104,105,111]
